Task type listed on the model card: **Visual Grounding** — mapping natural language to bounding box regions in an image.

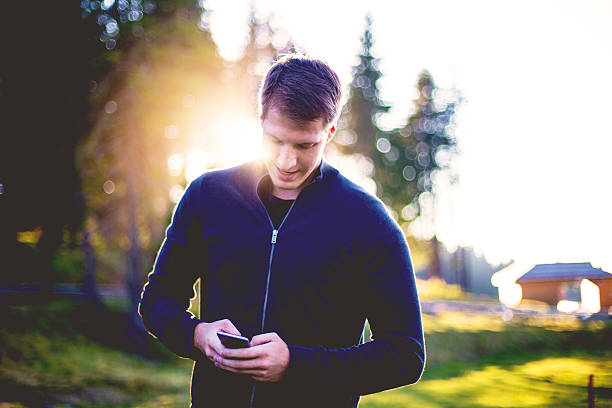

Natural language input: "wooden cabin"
[516,262,612,312]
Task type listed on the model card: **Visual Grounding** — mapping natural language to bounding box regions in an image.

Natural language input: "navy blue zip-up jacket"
[139,159,425,407]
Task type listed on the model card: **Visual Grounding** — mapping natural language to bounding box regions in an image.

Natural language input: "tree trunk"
[81,228,106,311]
[125,112,147,333]
[429,235,441,279]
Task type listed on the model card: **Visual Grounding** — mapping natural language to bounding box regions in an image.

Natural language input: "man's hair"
[259,54,342,127]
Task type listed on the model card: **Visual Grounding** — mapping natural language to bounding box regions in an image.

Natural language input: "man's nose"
[277,145,297,170]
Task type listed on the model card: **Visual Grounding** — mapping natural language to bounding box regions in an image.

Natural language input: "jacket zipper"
[249,200,296,408]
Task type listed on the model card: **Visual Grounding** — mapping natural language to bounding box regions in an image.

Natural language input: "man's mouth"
[276,167,298,181]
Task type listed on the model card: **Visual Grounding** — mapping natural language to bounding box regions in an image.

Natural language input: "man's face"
[261,108,335,200]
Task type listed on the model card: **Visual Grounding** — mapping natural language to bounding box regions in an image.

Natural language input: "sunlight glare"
[580,279,601,314]
[557,300,580,314]
[185,149,210,183]
[208,116,263,167]
[498,283,522,307]
[169,184,185,204]
[325,147,377,195]
[206,0,250,61]
[167,153,185,177]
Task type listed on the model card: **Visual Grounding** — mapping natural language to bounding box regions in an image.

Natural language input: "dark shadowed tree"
[1,2,101,290]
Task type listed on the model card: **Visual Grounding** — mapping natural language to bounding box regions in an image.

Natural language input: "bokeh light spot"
[335,129,357,146]
[385,146,399,162]
[165,124,180,139]
[105,20,119,37]
[402,165,416,181]
[167,153,185,177]
[376,137,391,153]
[103,180,115,194]
[104,100,117,114]
[417,151,430,167]
[101,0,115,11]
[401,203,418,221]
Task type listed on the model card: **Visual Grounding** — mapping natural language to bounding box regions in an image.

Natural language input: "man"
[139,54,425,408]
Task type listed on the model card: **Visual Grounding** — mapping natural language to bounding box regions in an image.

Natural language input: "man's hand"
[214,332,290,383]
[193,319,241,364]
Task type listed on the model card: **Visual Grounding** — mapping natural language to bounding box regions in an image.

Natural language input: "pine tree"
[337,16,459,230]
[232,3,304,117]
[333,15,399,206]
[234,3,278,116]
[390,70,459,222]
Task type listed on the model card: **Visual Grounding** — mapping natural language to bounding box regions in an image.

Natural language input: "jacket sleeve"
[138,180,204,360]
[284,224,425,395]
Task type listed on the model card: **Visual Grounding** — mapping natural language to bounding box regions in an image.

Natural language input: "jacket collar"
[251,157,338,204]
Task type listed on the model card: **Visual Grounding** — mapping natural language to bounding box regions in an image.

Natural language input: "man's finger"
[221,345,263,360]
[208,339,226,360]
[250,332,277,346]
[216,354,265,370]
[218,319,241,336]
[216,364,262,377]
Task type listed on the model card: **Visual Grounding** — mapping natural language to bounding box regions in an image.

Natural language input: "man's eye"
[299,143,315,149]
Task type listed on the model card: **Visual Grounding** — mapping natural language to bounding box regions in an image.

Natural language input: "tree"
[79,1,228,327]
[386,70,459,222]
[0,0,164,291]
[235,4,278,116]
[333,16,460,275]
[333,15,391,199]
[1,2,92,288]
[390,71,460,277]
[228,3,303,118]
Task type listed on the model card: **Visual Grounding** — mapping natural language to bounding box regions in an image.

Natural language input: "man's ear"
[327,124,337,143]
[260,114,264,126]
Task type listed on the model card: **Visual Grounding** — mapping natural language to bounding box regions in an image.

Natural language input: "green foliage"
[1,329,192,406]
[0,299,185,406]
[51,243,86,283]
[417,278,473,301]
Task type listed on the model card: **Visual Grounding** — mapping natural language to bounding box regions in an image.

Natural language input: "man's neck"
[271,161,322,200]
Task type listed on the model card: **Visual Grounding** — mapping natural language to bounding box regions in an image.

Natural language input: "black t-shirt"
[263,191,294,229]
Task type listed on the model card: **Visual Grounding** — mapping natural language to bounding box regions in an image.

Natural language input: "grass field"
[0,298,610,407]
[360,352,612,408]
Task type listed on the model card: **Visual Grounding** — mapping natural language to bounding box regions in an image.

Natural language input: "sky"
[202,0,612,271]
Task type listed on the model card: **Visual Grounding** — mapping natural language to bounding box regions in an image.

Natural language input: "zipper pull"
[271,229,278,244]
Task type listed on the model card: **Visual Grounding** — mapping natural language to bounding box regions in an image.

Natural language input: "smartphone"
[217,331,250,349]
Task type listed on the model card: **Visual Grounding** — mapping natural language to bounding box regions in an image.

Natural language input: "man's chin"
[274,180,300,190]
